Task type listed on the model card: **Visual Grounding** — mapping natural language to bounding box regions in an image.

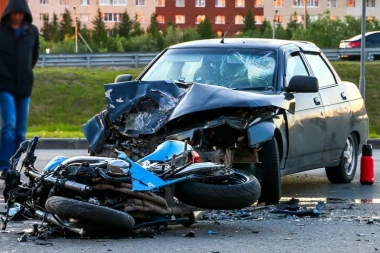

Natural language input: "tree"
[243,8,255,32]
[118,9,132,37]
[130,14,145,37]
[91,8,108,46]
[197,16,214,39]
[40,15,52,41]
[59,8,73,41]
[51,13,60,43]
[147,12,160,35]
[182,27,200,42]
[79,24,91,44]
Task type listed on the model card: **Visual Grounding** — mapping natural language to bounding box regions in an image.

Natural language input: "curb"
[33,138,380,150]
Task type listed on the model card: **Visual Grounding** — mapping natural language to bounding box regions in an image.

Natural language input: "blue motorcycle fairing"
[138,140,192,163]
[117,152,187,192]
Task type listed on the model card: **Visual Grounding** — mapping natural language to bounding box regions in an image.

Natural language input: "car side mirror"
[286,75,319,93]
[115,74,133,83]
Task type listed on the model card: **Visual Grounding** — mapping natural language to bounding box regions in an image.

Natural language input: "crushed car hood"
[104,80,295,136]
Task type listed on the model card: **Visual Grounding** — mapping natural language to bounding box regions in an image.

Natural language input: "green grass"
[26,63,380,138]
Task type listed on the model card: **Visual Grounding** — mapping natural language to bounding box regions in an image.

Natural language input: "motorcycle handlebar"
[27,169,92,192]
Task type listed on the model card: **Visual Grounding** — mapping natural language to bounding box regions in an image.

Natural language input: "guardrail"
[36,48,380,68]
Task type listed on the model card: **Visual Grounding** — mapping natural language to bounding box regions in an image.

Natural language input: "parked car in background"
[84,38,369,204]
[339,31,380,61]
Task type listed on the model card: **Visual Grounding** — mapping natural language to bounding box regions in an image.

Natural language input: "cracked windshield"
[141,48,276,90]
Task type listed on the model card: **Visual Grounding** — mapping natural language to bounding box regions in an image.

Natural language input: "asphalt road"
[0,150,380,253]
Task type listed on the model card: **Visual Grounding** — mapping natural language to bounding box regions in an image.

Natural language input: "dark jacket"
[0,0,40,97]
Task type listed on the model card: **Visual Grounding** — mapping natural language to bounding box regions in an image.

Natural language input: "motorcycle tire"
[45,196,135,231]
[174,169,261,210]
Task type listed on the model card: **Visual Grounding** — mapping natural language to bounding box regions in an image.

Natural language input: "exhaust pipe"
[35,210,86,236]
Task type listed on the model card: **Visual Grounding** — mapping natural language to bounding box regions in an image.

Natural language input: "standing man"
[0,0,40,179]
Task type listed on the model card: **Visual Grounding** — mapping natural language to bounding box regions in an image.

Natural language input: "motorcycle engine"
[64,164,99,185]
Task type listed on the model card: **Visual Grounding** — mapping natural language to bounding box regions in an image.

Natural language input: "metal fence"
[36,48,380,68]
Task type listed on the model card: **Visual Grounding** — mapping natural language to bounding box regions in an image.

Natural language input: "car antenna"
[220,16,234,44]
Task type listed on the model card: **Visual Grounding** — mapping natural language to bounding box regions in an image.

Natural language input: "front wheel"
[325,133,358,183]
[174,169,261,210]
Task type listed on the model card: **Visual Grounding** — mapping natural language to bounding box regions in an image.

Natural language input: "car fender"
[247,120,276,147]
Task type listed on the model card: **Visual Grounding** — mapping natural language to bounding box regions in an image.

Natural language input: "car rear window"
[141,48,277,90]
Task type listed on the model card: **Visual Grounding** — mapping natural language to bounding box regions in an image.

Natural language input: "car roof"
[168,38,319,51]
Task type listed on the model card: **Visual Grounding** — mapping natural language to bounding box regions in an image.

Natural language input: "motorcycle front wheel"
[174,169,261,210]
[45,196,135,231]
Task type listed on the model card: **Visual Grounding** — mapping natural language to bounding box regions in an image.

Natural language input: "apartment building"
[155,0,264,37]
[12,0,156,31]
[264,0,380,27]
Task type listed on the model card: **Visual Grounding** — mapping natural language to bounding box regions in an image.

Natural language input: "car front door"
[303,52,351,164]
[283,50,326,171]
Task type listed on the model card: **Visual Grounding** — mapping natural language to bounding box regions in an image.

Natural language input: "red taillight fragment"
[187,151,201,163]
[348,41,361,48]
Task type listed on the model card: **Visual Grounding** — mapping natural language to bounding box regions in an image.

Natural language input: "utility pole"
[359,0,367,99]
[73,6,78,53]
[304,0,307,29]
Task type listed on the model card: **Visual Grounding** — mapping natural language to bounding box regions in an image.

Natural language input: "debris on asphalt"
[208,230,217,235]
[34,240,54,246]
[183,231,195,237]
[17,234,27,242]
[269,198,324,217]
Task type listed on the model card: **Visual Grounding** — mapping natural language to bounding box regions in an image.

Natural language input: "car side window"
[304,53,337,88]
[285,53,309,85]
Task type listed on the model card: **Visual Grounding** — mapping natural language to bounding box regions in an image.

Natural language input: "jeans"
[0,92,30,171]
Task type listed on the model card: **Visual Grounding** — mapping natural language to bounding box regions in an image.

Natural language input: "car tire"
[367,54,375,62]
[258,138,281,204]
[325,133,358,183]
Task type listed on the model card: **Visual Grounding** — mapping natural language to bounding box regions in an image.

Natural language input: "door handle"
[313,97,321,105]
[341,92,347,100]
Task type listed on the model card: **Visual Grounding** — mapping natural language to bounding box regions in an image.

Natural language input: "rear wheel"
[175,169,260,210]
[45,196,135,231]
[325,134,358,183]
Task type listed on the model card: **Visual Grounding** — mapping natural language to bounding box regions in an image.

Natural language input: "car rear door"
[283,49,326,171]
[303,51,350,164]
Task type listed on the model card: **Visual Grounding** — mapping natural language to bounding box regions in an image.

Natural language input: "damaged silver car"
[83,38,369,203]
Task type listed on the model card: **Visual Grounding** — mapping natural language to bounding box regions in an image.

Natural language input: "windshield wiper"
[232,86,273,91]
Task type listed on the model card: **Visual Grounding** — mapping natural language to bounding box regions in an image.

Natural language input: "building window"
[327,0,336,7]
[60,0,69,5]
[274,15,284,23]
[235,0,244,7]
[175,15,185,24]
[293,0,319,7]
[254,15,264,24]
[254,0,263,7]
[195,15,205,24]
[367,0,375,7]
[81,0,90,5]
[217,31,223,37]
[40,13,49,21]
[59,14,64,21]
[310,15,318,21]
[274,0,283,7]
[346,0,355,7]
[80,14,89,22]
[176,0,185,7]
[195,0,205,7]
[292,15,304,23]
[40,0,49,4]
[157,15,165,23]
[330,16,337,20]
[156,0,165,6]
[99,0,127,5]
[136,0,145,6]
[137,14,145,23]
[215,15,225,24]
[235,15,244,24]
[215,0,225,7]
[103,13,122,22]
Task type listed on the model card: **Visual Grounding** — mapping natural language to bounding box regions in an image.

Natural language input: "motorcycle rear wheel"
[174,169,260,209]
[45,196,135,231]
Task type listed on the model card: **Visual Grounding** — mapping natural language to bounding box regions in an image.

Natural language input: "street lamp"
[73,6,78,53]
[272,10,278,39]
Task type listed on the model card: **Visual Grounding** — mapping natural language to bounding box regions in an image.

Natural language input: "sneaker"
[0,170,8,180]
